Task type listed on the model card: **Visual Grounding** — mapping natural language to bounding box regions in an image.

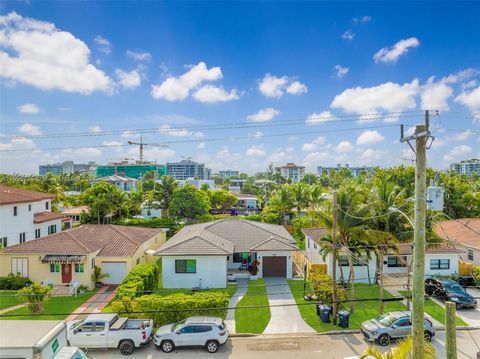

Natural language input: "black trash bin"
[319,305,331,323]
[316,303,321,316]
[337,310,350,328]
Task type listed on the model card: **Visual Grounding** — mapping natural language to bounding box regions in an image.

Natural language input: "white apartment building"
[0,186,66,248]
[275,163,305,183]
[450,158,480,176]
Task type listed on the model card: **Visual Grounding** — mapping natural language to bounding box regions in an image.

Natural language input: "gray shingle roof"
[156,219,298,256]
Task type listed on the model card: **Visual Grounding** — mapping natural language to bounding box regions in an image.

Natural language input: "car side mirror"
[74,329,80,334]
[176,331,181,335]
[391,325,397,329]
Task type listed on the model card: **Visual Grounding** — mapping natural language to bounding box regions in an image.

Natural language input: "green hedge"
[0,273,31,290]
[116,264,159,299]
[109,291,230,326]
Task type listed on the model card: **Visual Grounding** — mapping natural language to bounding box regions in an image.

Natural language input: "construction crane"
[127,137,168,162]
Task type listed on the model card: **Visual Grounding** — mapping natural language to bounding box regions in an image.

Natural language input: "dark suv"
[425,278,477,309]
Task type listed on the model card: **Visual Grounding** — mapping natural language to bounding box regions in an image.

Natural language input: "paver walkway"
[263,277,315,334]
[225,279,248,334]
[66,285,117,321]
[0,303,27,315]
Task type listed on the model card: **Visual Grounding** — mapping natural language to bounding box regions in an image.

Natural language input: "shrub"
[17,283,51,313]
[109,291,230,326]
[308,270,346,305]
[116,263,159,299]
[0,273,31,290]
[472,266,480,284]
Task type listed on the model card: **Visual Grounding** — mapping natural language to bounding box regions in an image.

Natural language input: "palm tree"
[361,337,435,359]
[316,186,368,314]
[290,182,311,215]
[268,185,294,225]
[156,175,178,219]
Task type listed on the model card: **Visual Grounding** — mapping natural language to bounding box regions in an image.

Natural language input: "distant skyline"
[1,1,479,175]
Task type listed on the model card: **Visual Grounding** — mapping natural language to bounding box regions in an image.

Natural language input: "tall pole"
[445,301,457,359]
[411,118,428,358]
[332,191,338,325]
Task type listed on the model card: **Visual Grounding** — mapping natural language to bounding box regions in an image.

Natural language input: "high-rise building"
[95,162,166,179]
[317,164,374,177]
[450,159,480,176]
[166,160,210,180]
[275,163,305,183]
[219,170,239,178]
[39,161,96,176]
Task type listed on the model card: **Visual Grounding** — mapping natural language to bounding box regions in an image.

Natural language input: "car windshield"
[171,320,186,332]
[445,284,465,294]
[72,320,84,329]
[376,314,399,327]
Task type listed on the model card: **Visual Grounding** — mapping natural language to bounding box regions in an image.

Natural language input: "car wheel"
[424,332,432,342]
[161,340,175,353]
[377,334,390,347]
[206,340,219,353]
[118,340,135,356]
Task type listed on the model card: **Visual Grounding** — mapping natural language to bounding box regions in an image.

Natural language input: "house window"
[307,239,310,249]
[233,252,249,263]
[45,201,49,210]
[313,243,317,250]
[12,258,28,277]
[19,233,26,243]
[35,229,41,239]
[175,259,196,273]
[338,255,367,267]
[387,256,407,268]
[50,263,60,273]
[13,206,17,216]
[430,259,450,270]
[91,258,95,270]
[48,225,57,235]
[28,204,32,211]
[468,249,474,261]
[74,263,84,273]
[1,237,7,248]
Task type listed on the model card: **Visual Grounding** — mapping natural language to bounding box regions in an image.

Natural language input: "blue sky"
[0,1,479,175]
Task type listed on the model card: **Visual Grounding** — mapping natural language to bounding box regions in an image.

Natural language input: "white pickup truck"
[66,313,153,355]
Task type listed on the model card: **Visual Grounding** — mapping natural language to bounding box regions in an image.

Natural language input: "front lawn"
[0,291,20,311]
[235,279,270,334]
[398,291,468,326]
[288,280,406,332]
[0,290,98,320]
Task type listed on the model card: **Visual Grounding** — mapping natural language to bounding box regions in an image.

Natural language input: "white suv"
[154,316,228,353]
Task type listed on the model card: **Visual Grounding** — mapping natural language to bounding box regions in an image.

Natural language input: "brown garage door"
[262,256,286,277]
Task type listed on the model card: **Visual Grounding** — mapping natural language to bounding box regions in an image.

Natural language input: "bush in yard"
[0,273,31,290]
[472,265,480,284]
[109,291,230,326]
[17,283,51,313]
[308,270,346,305]
[116,263,159,299]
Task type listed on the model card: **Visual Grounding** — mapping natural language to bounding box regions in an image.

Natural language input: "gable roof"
[395,243,464,255]
[92,174,137,182]
[3,225,162,257]
[302,228,328,244]
[33,211,68,223]
[0,185,53,205]
[433,218,480,250]
[156,219,298,256]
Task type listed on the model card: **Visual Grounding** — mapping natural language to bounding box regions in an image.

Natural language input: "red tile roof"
[3,225,162,257]
[433,218,480,249]
[33,211,68,224]
[0,185,53,205]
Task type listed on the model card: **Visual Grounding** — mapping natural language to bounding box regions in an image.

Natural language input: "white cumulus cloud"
[94,35,112,54]
[258,73,307,98]
[246,145,266,157]
[342,30,355,41]
[334,65,349,79]
[0,12,113,94]
[302,143,318,152]
[17,103,40,114]
[335,141,354,153]
[421,77,453,111]
[126,50,152,62]
[443,145,472,162]
[286,81,308,95]
[247,108,279,122]
[18,123,42,136]
[356,130,385,145]
[455,86,480,122]
[115,68,142,89]
[159,125,203,138]
[305,111,337,125]
[192,85,239,103]
[373,37,420,64]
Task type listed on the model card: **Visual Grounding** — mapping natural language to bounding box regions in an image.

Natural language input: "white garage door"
[102,262,128,285]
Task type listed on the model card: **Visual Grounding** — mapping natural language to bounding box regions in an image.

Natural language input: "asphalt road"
[89,330,480,359]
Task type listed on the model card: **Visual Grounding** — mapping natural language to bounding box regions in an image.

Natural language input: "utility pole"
[400,110,433,359]
[332,191,338,325]
[445,301,457,359]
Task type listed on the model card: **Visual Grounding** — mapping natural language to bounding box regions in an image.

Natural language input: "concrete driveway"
[263,278,315,334]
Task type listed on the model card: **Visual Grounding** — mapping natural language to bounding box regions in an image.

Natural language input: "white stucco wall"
[162,255,228,288]
[324,253,377,283]
[304,236,323,264]
[455,243,480,266]
[140,208,162,219]
[256,251,293,279]
[425,253,459,277]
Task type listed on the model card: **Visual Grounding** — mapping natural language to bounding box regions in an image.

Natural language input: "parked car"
[361,311,434,346]
[458,276,479,288]
[67,313,154,355]
[154,316,228,353]
[425,278,477,309]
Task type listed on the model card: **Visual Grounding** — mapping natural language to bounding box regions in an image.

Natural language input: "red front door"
[61,264,72,283]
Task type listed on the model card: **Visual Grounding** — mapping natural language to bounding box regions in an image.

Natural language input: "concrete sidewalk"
[263,278,315,334]
[66,285,117,321]
[0,303,27,315]
[225,279,248,334]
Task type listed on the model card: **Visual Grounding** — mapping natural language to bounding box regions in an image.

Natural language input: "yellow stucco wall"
[0,231,166,289]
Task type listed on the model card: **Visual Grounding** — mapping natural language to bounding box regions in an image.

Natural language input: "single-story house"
[0,225,166,288]
[62,205,89,226]
[92,174,137,192]
[140,201,162,219]
[434,218,480,266]
[235,194,258,210]
[302,228,462,283]
[155,219,299,288]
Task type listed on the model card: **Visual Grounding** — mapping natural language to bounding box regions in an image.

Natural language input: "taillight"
[219,330,226,336]
[142,330,147,340]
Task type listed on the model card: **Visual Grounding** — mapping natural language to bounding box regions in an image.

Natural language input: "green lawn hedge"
[115,263,159,299]
[109,291,230,326]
